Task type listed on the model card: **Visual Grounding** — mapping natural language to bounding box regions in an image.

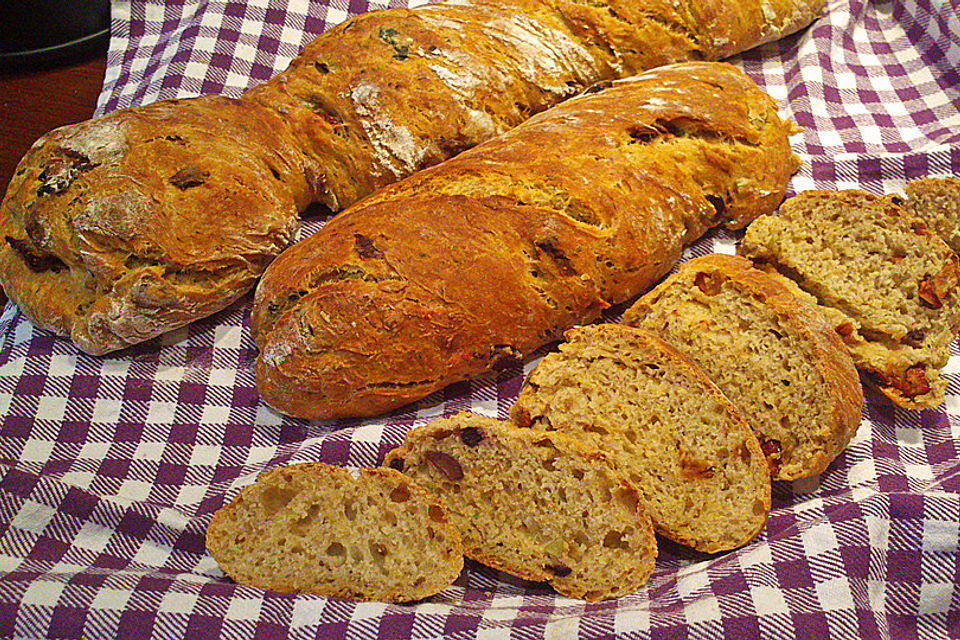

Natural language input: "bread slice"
[897,177,960,254]
[205,463,463,602]
[511,324,771,554]
[384,412,657,601]
[739,189,960,410]
[622,254,863,481]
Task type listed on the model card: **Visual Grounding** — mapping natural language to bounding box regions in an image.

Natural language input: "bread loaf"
[205,463,463,602]
[511,324,771,554]
[622,254,863,480]
[246,0,824,211]
[252,62,800,419]
[384,412,658,601]
[739,188,960,410]
[0,0,823,354]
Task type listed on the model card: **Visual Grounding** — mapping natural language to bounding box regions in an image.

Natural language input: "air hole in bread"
[343,499,357,521]
[325,542,346,558]
[292,504,321,532]
[261,486,297,516]
[615,487,639,514]
[602,530,626,549]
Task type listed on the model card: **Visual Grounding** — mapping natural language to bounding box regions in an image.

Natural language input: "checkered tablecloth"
[2,0,959,637]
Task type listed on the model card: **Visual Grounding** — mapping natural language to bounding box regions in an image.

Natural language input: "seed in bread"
[511,324,771,554]
[384,412,658,601]
[622,254,863,480]
[205,463,463,602]
[739,188,960,410]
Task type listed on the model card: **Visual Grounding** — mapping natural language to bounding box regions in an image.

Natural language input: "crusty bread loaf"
[383,412,657,601]
[511,324,771,554]
[622,254,863,481]
[205,463,463,602]
[252,62,800,419]
[0,0,822,355]
[246,0,824,211]
[739,189,960,410]
[0,96,311,355]
[897,177,960,254]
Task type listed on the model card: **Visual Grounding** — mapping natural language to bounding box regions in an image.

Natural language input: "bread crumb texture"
[623,254,863,480]
[205,463,463,602]
[739,185,960,410]
[511,324,771,554]
[384,412,658,601]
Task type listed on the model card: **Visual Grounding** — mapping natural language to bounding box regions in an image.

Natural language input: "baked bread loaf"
[622,254,863,481]
[511,324,771,554]
[245,0,824,212]
[252,62,800,419]
[0,0,823,354]
[0,96,312,355]
[897,177,960,254]
[205,462,463,602]
[739,189,960,410]
[383,412,658,601]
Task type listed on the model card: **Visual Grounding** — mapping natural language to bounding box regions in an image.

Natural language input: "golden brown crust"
[0,96,311,355]
[623,254,863,480]
[252,62,800,419]
[247,0,823,210]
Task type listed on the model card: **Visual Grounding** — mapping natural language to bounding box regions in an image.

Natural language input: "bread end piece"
[0,95,310,355]
[206,463,463,602]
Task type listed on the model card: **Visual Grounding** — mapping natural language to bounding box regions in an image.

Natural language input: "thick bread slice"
[622,254,863,481]
[205,463,463,602]
[511,324,771,554]
[384,412,657,601]
[739,189,960,410]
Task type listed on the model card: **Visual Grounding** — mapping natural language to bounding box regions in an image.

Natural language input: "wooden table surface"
[0,52,107,306]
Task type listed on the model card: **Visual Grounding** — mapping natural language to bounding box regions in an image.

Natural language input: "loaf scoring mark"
[297,95,349,138]
[480,14,597,94]
[5,236,67,273]
[351,82,428,178]
[354,234,383,259]
[535,237,577,276]
[634,7,702,50]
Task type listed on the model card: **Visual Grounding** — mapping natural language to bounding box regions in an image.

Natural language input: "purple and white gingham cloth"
[2,0,960,638]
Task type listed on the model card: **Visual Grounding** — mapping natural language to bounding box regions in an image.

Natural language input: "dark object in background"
[0,0,110,71]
